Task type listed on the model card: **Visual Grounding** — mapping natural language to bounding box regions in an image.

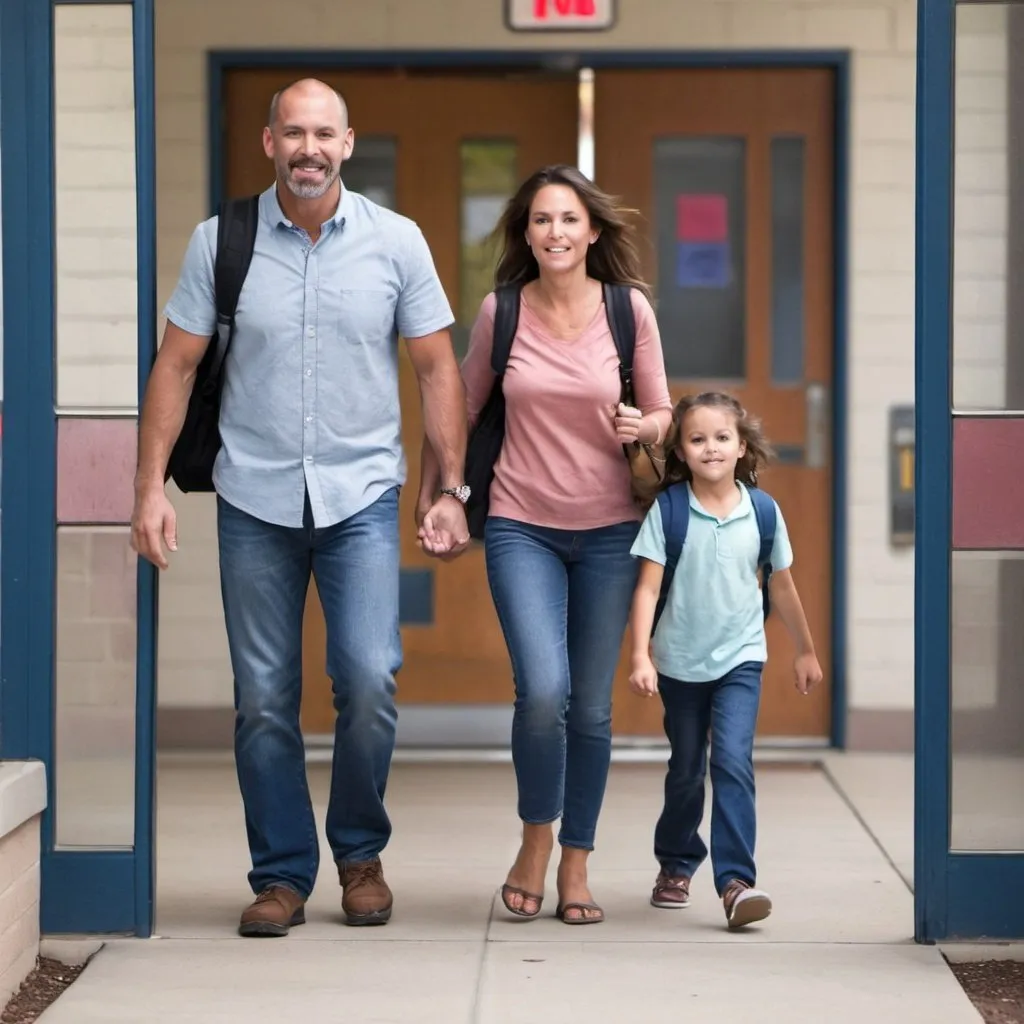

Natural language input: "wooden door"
[222,68,579,734]
[595,69,835,738]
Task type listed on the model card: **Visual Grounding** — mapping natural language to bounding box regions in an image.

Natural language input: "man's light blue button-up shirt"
[164,185,454,528]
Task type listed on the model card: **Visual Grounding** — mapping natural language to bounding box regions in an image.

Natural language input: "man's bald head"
[267,79,348,132]
[262,78,354,201]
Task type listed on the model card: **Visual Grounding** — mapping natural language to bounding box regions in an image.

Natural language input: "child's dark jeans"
[654,661,764,895]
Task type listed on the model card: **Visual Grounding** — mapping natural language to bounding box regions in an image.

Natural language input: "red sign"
[677,194,729,243]
[506,0,616,31]
[534,0,595,16]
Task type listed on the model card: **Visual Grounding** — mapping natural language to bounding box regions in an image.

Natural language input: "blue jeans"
[654,661,763,895]
[217,489,401,898]
[484,516,640,850]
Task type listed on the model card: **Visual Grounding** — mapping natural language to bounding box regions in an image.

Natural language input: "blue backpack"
[652,482,778,630]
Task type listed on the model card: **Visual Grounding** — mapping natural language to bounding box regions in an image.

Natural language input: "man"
[131,79,470,936]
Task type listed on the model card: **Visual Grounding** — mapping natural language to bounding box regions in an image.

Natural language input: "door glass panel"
[653,137,746,379]
[55,527,136,848]
[951,2,1014,411]
[951,550,1024,851]
[343,136,397,210]
[0,61,4,612]
[770,136,806,385]
[53,3,138,410]
[457,140,518,358]
[949,3,1023,855]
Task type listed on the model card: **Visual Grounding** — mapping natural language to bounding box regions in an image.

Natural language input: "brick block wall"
[150,0,925,722]
[0,820,41,1008]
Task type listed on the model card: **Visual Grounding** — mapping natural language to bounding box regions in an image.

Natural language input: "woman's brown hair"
[658,392,775,491]
[492,165,651,300]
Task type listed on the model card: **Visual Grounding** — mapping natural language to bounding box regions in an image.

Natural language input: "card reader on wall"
[889,405,915,547]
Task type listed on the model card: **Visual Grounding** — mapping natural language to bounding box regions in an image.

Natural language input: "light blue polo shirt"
[164,185,454,528]
[631,482,793,683]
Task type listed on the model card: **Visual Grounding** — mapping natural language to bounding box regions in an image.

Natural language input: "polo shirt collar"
[687,480,751,523]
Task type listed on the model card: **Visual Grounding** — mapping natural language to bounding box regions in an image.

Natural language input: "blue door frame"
[0,0,158,935]
[11,0,1015,940]
[915,0,1024,942]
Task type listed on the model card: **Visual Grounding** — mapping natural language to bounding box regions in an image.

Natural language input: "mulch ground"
[0,958,85,1024]
[949,960,1024,1024]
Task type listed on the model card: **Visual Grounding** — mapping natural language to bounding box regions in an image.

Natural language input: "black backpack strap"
[603,283,637,407]
[491,284,522,375]
[210,194,260,378]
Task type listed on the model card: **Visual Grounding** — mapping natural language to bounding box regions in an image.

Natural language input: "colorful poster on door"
[675,193,731,289]
[677,194,728,242]
[676,243,731,288]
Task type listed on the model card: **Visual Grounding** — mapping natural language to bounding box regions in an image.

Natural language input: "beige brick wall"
[54,4,139,410]
[0,819,41,1008]
[151,0,923,718]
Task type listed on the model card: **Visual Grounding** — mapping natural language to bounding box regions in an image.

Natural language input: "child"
[628,392,822,930]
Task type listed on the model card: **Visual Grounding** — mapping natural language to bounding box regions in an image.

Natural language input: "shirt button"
[306,369,312,377]
[306,416,312,423]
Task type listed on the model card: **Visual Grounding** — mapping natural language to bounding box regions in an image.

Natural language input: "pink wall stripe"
[57,418,138,524]
[953,417,1024,549]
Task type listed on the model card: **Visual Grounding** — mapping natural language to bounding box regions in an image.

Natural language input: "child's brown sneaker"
[722,879,772,929]
[651,871,691,909]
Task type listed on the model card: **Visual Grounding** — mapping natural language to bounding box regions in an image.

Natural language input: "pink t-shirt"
[462,287,673,531]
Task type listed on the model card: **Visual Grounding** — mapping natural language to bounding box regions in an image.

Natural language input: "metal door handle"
[806,383,829,469]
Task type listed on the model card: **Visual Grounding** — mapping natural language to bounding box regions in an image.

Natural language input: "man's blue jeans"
[654,661,763,895]
[484,516,640,850]
[217,489,401,898]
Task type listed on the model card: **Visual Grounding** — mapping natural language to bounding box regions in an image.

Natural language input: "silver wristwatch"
[440,485,471,505]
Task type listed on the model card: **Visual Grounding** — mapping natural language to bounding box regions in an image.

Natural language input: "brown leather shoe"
[338,857,393,926]
[238,885,306,937]
[651,871,691,909]
[722,878,772,929]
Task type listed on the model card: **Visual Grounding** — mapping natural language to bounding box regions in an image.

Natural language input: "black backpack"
[165,195,260,493]
[464,281,638,540]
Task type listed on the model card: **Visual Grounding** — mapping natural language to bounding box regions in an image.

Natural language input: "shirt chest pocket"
[715,528,757,563]
[337,287,397,343]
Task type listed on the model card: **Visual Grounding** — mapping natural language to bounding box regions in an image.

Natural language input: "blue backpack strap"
[653,483,689,629]
[748,487,777,619]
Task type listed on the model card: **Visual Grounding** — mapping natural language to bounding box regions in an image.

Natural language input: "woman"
[420,165,672,923]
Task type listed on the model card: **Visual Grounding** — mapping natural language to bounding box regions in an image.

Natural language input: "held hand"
[130,486,178,570]
[414,493,433,530]
[628,655,659,698]
[613,402,643,445]
[793,652,824,695]
[417,496,470,560]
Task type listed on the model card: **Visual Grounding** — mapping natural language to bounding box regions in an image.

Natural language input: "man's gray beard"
[283,164,338,199]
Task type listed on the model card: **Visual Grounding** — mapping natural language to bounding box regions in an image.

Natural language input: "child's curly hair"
[659,392,774,491]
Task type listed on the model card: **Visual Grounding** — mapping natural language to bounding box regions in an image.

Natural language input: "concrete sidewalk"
[39,756,981,1023]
